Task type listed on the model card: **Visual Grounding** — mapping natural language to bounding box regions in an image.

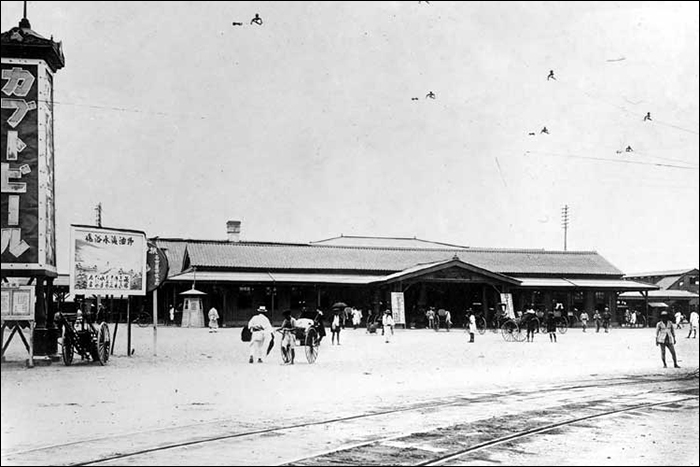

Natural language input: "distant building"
[621,268,699,319]
[144,222,655,327]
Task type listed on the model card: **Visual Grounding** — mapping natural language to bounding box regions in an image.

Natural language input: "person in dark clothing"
[546,310,557,342]
[602,307,612,333]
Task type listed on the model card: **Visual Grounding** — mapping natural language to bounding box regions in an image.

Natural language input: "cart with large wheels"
[54,311,110,366]
[279,312,323,364]
[500,319,526,342]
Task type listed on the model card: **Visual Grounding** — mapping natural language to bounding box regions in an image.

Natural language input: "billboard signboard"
[390,291,406,325]
[1,59,56,275]
[146,241,169,292]
[69,225,147,296]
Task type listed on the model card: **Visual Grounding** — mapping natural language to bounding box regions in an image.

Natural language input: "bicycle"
[131,311,153,328]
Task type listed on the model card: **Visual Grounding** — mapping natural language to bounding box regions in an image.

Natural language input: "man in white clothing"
[688,310,699,339]
[247,305,273,363]
[382,309,395,343]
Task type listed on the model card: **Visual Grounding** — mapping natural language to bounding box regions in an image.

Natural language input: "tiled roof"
[173,241,622,277]
[311,235,470,249]
[625,268,697,278]
[655,276,681,290]
[153,239,189,279]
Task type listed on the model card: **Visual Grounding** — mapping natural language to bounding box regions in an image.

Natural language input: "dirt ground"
[1,324,698,463]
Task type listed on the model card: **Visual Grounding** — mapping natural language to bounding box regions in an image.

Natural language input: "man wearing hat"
[656,311,680,369]
[247,305,273,363]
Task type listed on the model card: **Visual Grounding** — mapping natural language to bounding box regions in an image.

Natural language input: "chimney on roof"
[226,220,241,242]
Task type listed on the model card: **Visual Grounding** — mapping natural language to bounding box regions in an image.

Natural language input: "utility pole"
[95,203,102,227]
[561,204,570,251]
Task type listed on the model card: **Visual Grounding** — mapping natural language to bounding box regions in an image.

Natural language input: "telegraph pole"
[561,204,570,251]
[95,203,102,227]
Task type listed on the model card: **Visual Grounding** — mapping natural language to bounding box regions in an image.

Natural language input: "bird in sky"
[541,126,549,134]
[232,22,243,26]
[411,97,419,101]
[251,13,263,25]
[426,91,436,99]
[625,145,634,152]
[643,112,652,122]
[528,132,536,136]
[547,70,556,81]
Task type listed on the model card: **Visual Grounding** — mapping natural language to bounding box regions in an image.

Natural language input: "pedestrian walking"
[382,309,395,343]
[247,305,273,363]
[279,310,296,364]
[580,309,589,332]
[468,310,476,343]
[593,309,602,333]
[352,307,362,329]
[525,305,537,342]
[602,306,611,333]
[445,310,452,332]
[208,306,219,333]
[656,311,680,368]
[674,309,683,329]
[546,310,557,342]
[426,307,436,330]
[687,310,698,339]
[331,309,342,345]
[168,305,175,326]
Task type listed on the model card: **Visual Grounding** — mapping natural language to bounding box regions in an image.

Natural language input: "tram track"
[3,371,697,466]
[416,396,698,466]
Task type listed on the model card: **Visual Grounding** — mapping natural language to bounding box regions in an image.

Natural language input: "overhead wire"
[525,150,699,171]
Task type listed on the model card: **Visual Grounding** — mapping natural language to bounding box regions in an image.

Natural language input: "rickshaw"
[54,310,111,366]
[276,310,323,364]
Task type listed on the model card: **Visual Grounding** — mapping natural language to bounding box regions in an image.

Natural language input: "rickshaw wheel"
[61,328,74,366]
[514,326,527,342]
[97,322,111,364]
[501,320,518,342]
[477,316,487,335]
[305,328,319,364]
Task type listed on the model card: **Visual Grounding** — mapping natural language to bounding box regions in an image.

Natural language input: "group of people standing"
[578,307,612,333]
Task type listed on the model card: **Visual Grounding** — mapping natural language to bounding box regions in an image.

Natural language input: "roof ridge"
[164,239,604,255]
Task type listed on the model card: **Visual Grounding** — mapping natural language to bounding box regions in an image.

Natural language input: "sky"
[2,1,698,275]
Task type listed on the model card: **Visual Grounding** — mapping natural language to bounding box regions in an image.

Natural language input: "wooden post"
[127,296,132,357]
[28,321,34,368]
[643,290,649,327]
[152,289,158,357]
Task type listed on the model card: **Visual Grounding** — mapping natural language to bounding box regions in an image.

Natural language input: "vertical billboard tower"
[1,9,65,355]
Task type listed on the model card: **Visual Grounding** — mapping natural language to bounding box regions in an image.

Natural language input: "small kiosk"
[179,288,206,328]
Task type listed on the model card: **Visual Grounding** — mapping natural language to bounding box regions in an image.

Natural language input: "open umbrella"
[331,302,348,310]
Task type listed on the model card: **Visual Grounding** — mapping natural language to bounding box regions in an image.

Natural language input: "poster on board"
[69,225,147,296]
[390,292,406,325]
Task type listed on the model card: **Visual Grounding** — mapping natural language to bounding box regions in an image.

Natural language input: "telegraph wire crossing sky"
[1,1,698,274]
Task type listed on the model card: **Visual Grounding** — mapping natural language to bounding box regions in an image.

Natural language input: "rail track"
[3,371,697,466]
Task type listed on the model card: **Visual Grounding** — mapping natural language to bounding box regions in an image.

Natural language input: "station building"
[150,221,657,327]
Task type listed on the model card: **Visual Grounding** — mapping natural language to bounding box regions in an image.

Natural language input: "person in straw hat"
[247,305,273,363]
[655,310,680,369]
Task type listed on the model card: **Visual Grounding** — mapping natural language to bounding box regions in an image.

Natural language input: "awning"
[648,302,669,308]
[168,271,385,285]
[512,278,656,290]
[620,289,699,300]
[512,278,574,288]
[564,279,658,290]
